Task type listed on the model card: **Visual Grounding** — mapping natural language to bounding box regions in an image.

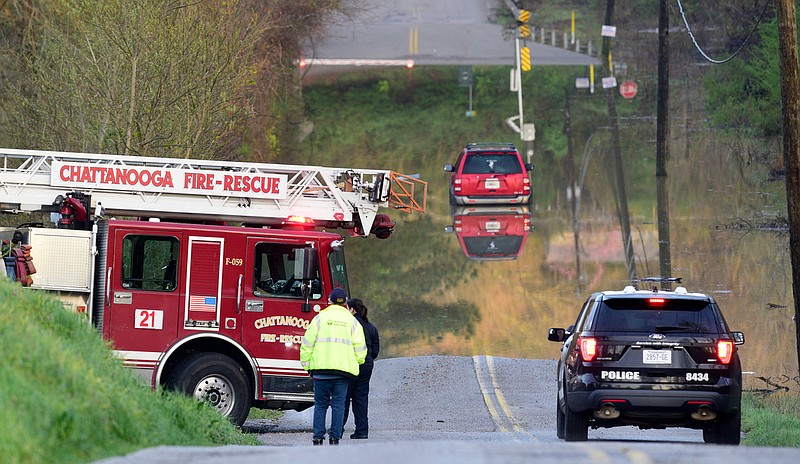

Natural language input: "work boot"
[312,438,324,446]
[329,438,339,445]
[350,433,368,439]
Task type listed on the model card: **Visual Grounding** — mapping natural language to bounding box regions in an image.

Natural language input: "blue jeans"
[312,377,349,440]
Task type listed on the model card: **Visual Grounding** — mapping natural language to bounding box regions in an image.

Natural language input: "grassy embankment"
[0,278,260,464]
[743,392,800,446]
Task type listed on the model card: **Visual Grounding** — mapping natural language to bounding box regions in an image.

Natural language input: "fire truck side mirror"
[294,247,319,313]
[293,247,319,281]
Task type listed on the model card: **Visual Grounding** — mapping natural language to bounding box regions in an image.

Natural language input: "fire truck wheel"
[167,353,252,426]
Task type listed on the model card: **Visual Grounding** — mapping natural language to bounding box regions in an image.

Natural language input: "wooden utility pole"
[777,0,800,376]
[601,0,637,283]
[656,0,672,289]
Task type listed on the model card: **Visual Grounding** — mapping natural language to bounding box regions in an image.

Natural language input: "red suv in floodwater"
[444,142,532,205]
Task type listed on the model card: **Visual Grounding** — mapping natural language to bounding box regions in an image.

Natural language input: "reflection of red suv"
[444,143,532,205]
[445,205,532,261]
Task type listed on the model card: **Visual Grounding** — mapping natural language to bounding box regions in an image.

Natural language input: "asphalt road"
[302,0,600,78]
[97,356,800,464]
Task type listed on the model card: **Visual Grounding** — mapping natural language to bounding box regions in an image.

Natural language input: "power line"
[676,0,772,64]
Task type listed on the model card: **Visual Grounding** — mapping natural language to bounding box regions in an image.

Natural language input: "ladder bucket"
[389,172,427,214]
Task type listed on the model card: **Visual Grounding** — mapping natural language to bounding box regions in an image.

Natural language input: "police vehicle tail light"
[648,298,665,306]
[579,337,598,362]
[717,340,734,364]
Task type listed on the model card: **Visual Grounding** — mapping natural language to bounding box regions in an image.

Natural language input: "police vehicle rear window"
[592,298,721,333]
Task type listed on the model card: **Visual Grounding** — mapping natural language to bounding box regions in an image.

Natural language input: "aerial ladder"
[0,148,427,238]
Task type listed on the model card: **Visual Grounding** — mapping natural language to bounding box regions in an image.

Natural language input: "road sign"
[520,47,531,72]
[458,66,473,87]
[620,80,638,99]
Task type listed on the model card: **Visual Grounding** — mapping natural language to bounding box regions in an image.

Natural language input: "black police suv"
[547,283,745,444]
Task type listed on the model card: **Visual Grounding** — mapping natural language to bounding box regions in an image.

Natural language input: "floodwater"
[344,124,796,389]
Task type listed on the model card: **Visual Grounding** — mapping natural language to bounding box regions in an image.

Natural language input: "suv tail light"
[523,177,530,193]
[579,337,598,362]
[717,340,734,364]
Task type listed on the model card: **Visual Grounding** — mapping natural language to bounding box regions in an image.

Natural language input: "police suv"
[547,281,744,444]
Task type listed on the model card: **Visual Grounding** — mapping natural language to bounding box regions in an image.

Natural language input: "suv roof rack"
[638,276,683,283]
[465,142,517,150]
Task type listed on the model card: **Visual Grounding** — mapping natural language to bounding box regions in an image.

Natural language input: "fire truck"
[0,148,426,426]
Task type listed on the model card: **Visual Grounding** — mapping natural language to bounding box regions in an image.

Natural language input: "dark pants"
[343,364,373,437]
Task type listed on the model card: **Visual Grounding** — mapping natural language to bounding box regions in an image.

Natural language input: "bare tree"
[2,0,265,158]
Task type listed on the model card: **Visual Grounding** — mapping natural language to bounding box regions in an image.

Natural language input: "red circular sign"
[620,81,638,99]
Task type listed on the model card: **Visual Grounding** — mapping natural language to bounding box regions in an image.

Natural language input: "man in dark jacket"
[343,298,380,439]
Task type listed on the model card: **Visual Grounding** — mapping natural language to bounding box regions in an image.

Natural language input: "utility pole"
[504,1,535,163]
[656,0,672,289]
[565,88,582,295]
[601,0,637,283]
[777,0,800,376]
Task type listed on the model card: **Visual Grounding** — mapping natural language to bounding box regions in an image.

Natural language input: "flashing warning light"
[298,58,307,68]
[579,337,598,362]
[648,298,666,306]
[406,59,415,69]
[284,215,315,226]
[717,340,734,364]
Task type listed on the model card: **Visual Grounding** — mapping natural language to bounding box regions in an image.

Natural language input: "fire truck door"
[107,230,183,354]
[241,238,323,376]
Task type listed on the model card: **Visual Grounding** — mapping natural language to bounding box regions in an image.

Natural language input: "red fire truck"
[0,148,426,426]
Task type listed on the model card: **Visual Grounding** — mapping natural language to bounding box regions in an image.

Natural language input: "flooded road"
[341,125,795,389]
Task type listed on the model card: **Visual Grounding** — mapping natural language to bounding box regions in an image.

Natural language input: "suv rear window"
[462,153,523,174]
[591,298,722,334]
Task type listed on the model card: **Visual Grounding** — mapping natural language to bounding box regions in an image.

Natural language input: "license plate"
[484,178,500,189]
[484,221,500,232]
[643,349,672,364]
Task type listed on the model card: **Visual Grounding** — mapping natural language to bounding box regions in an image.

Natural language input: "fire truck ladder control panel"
[0,148,427,238]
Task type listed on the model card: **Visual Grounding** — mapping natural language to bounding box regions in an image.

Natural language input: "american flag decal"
[189,296,217,312]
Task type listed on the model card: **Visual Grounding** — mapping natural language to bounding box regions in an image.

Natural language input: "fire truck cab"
[0,148,426,426]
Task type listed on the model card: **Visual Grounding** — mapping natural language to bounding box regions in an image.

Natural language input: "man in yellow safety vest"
[300,287,367,445]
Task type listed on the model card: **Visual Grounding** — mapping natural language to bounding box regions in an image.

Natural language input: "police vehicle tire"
[167,352,253,427]
[556,397,566,439]
[703,409,741,445]
[563,404,589,441]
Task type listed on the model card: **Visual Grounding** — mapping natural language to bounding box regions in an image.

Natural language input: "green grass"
[743,392,800,447]
[0,278,259,464]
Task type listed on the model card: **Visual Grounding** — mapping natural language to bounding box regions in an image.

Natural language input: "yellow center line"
[486,355,525,433]
[473,356,509,433]
[408,26,419,56]
[577,443,614,464]
[620,447,654,464]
